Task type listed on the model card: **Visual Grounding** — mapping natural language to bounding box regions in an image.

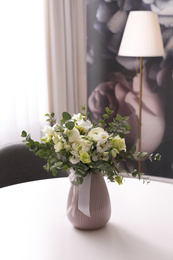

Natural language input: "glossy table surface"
[0,177,173,260]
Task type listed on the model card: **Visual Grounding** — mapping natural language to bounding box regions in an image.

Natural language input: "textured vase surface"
[67,172,111,230]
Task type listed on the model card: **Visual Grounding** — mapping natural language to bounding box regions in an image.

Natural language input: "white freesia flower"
[76,119,93,133]
[78,138,92,153]
[71,142,80,153]
[71,137,92,157]
[54,141,63,152]
[97,141,112,153]
[53,135,72,153]
[72,113,93,133]
[42,126,54,136]
[65,128,80,142]
[72,113,83,121]
[70,155,80,164]
[88,127,105,142]
[98,131,109,144]
[70,150,79,157]
[53,135,61,144]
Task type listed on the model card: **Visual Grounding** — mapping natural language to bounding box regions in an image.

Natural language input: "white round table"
[0,177,173,260]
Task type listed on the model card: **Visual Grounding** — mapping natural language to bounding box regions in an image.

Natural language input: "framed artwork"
[86,0,173,179]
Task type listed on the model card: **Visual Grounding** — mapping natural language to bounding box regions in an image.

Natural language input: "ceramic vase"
[67,172,111,230]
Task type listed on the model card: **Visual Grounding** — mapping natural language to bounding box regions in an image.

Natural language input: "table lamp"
[118,11,164,173]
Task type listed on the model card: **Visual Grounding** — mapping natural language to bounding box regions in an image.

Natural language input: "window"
[0,0,49,146]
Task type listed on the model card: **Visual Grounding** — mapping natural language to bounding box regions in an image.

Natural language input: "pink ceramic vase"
[67,172,111,230]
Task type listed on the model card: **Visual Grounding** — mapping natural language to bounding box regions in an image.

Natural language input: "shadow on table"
[68,223,172,260]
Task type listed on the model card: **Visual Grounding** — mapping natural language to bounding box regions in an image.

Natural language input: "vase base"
[73,221,109,231]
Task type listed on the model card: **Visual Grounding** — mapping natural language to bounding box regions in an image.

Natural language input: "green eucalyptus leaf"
[132,169,137,177]
[22,140,28,143]
[71,181,79,186]
[130,146,136,154]
[34,141,40,146]
[65,121,74,130]
[116,114,122,122]
[50,165,56,171]
[91,168,100,174]
[137,152,148,159]
[26,134,31,141]
[43,164,49,171]
[99,119,106,126]
[75,168,87,177]
[37,150,50,159]
[61,118,66,124]
[55,161,63,167]
[106,107,113,114]
[149,154,153,162]
[96,162,111,171]
[75,172,82,177]
[81,105,85,111]
[62,112,71,121]
[52,169,58,176]
[103,114,109,119]
[154,153,161,161]
[30,144,38,151]
[77,177,83,185]
[21,130,27,137]
[50,157,57,163]
[114,175,123,185]
[61,165,70,171]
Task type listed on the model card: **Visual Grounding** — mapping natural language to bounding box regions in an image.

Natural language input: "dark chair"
[0,142,68,188]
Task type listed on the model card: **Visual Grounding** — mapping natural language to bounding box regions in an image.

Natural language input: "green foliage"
[65,121,74,130]
[21,130,27,137]
[62,112,71,121]
[137,152,148,159]
[114,175,123,185]
[21,105,161,186]
[149,153,161,162]
[99,109,130,138]
[130,146,136,154]
[99,119,106,127]
[106,107,114,114]
[81,105,86,111]
[44,112,56,125]
[20,131,70,178]
[132,169,138,177]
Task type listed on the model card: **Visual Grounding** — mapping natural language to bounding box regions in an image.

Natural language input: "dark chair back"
[0,142,68,188]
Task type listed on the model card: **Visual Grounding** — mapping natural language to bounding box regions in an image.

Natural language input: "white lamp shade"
[118,11,164,57]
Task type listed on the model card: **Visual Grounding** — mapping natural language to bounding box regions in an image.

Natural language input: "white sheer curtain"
[0,0,87,146]
[0,0,49,146]
[45,0,87,119]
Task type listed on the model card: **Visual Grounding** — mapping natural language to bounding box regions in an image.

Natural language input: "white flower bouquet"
[21,106,160,185]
